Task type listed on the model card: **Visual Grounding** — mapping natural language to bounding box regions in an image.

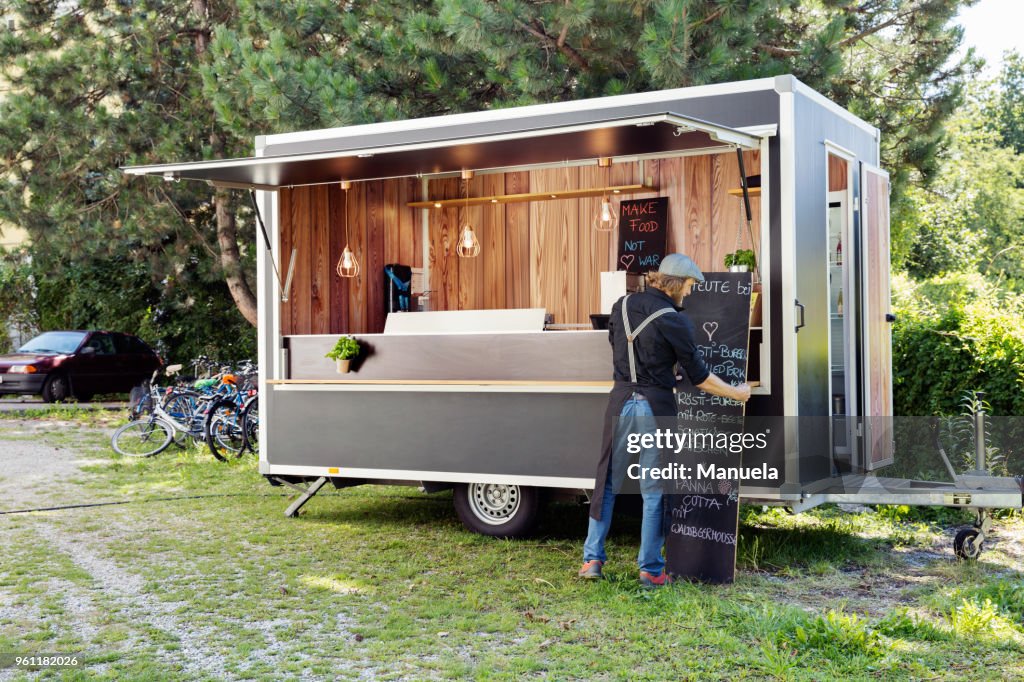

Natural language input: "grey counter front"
[264,331,612,486]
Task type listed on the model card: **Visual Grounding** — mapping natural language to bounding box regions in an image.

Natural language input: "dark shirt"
[608,287,711,390]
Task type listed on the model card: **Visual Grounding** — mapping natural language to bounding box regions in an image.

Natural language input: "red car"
[0,331,162,402]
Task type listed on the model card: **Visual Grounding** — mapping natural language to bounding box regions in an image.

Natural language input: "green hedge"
[892,273,1024,416]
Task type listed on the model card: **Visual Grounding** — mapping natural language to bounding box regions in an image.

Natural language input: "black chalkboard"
[665,271,752,584]
[616,197,668,274]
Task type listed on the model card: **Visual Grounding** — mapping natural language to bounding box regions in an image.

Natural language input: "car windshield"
[17,331,87,354]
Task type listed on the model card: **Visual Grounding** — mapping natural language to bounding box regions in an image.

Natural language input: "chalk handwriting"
[669,524,737,546]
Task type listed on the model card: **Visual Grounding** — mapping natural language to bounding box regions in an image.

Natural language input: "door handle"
[885,313,896,323]
[795,299,806,333]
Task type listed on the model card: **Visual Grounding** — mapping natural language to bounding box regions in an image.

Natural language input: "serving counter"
[264,330,612,486]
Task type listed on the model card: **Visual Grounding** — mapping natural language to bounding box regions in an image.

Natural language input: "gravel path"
[0,421,383,681]
[0,399,123,413]
[0,421,234,679]
[0,420,100,512]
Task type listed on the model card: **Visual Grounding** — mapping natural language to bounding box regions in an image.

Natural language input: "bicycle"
[111,382,215,457]
[203,362,258,461]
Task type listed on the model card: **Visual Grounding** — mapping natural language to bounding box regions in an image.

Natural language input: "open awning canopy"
[121,112,767,191]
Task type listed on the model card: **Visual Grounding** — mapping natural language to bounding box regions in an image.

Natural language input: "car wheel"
[41,373,70,403]
[453,483,542,538]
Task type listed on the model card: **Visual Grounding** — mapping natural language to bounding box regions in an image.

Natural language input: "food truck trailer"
[124,75,1022,556]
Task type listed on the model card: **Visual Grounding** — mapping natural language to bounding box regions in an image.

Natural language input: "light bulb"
[457,224,480,258]
[336,244,360,277]
[594,197,615,232]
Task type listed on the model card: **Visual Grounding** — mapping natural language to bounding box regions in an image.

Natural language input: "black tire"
[954,527,983,560]
[453,483,542,538]
[240,395,259,454]
[41,373,70,403]
[205,397,244,462]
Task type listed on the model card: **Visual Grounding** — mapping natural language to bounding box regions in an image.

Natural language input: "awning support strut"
[735,148,761,281]
[249,190,294,302]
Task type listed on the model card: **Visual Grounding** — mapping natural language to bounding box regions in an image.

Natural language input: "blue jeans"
[582,395,665,575]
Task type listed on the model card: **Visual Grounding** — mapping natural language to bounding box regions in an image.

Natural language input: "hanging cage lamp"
[336,180,360,278]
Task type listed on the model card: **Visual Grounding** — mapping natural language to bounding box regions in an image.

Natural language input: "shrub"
[892,273,1024,416]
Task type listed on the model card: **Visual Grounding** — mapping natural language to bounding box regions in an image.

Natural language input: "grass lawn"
[0,411,1022,680]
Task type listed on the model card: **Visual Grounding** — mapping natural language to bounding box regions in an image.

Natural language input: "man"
[579,253,752,587]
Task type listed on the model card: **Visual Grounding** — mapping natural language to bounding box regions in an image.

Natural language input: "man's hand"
[732,382,752,403]
[696,374,752,403]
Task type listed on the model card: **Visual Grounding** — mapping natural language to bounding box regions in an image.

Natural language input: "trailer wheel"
[453,483,541,538]
[954,527,983,560]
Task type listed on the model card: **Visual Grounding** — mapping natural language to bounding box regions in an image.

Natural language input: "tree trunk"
[193,0,258,327]
[214,190,258,325]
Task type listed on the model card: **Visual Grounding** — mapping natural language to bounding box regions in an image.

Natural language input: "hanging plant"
[724,249,757,271]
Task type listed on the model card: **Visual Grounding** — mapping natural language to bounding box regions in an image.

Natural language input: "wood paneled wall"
[280,178,420,335]
[427,152,760,324]
[280,151,760,334]
[828,154,848,191]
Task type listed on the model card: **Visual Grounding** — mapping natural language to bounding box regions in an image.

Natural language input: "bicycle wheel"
[240,395,259,454]
[111,419,173,457]
[205,398,244,461]
[163,390,199,449]
[162,390,200,421]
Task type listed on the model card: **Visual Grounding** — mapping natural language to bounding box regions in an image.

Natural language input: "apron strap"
[621,294,675,383]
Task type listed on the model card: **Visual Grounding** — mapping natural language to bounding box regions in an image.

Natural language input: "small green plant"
[946,598,1001,637]
[724,249,757,270]
[325,335,361,361]
[875,608,948,642]
[758,641,804,679]
[784,609,883,658]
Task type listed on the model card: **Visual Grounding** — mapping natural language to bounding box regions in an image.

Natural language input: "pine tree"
[0,0,980,359]
[205,0,978,191]
[0,0,257,357]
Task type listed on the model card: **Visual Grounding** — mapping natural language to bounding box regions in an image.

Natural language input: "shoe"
[578,560,604,579]
[639,570,672,588]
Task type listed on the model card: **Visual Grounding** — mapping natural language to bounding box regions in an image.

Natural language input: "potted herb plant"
[724,249,757,273]
[325,335,360,373]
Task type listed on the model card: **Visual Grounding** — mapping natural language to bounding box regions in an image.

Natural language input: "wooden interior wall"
[280,178,420,335]
[280,151,761,333]
[828,154,848,191]
[427,151,760,324]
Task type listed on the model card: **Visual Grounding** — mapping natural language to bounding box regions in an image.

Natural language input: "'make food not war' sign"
[665,271,752,584]
[616,197,668,274]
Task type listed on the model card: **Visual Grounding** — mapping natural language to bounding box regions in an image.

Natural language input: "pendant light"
[593,157,616,232]
[336,180,360,278]
[457,169,481,258]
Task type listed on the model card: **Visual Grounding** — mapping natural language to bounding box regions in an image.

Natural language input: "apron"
[589,295,677,521]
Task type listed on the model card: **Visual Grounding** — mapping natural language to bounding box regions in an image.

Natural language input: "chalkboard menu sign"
[616,197,668,274]
[665,271,752,584]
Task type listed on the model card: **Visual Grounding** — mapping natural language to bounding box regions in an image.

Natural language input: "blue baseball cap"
[659,253,705,281]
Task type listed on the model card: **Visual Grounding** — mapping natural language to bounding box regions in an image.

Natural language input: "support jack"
[274,476,327,517]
